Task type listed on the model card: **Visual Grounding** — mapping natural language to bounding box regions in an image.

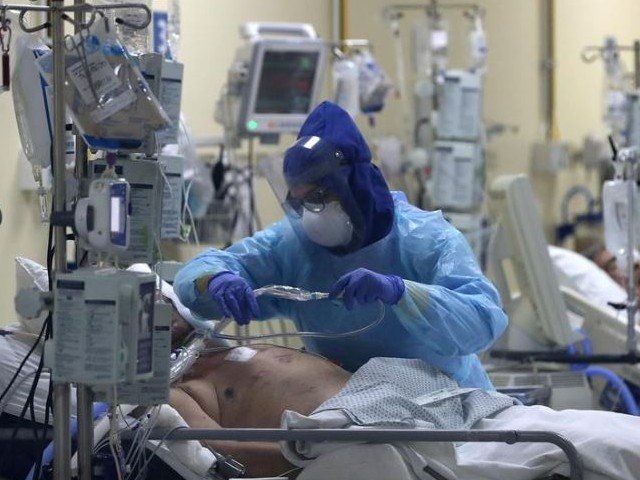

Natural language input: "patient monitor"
[488,174,578,349]
[216,22,327,143]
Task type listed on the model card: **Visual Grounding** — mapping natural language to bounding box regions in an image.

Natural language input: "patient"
[169,316,640,480]
[170,343,350,476]
[576,235,639,296]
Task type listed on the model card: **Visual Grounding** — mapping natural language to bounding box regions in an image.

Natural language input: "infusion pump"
[47,268,160,385]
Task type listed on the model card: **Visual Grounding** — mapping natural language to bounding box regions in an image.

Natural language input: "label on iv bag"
[156,77,183,144]
[89,89,137,123]
[67,50,123,105]
[161,172,183,239]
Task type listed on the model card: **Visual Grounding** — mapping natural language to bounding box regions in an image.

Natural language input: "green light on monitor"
[247,119,259,131]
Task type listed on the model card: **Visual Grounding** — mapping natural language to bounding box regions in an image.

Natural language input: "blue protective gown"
[174,193,508,390]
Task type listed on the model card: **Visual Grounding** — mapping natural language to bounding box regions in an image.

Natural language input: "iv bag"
[98,0,153,55]
[411,19,431,77]
[468,15,487,72]
[429,16,448,75]
[602,178,640,271]
[332,58,359,117]
[36,17,170,152]
[353,51,393,114]
[602,37,630,137]
[12,35,52,168]
[167,0,181,60]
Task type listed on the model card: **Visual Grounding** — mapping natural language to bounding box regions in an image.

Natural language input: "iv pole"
[492,43,640,365]
[609,144,639,357]
[581,40,640,357]
[0,3,151,479]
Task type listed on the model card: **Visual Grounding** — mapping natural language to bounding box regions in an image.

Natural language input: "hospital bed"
[141,426,585,480]
[0,345,588,480]
[0,316,591,480]
[1,258,630,480]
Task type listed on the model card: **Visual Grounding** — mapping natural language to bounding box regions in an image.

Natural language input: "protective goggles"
[285,187,340,217]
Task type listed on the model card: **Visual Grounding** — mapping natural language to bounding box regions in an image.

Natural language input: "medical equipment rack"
[140,427,585,480]
[0,2,152,480]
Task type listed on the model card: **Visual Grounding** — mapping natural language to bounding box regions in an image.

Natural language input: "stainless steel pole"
[76,386,93,480]
[51,1,71,480]
[73,2,93,476]
[626,161,638,354]
[630,41,640,353]
[634,40,640,89]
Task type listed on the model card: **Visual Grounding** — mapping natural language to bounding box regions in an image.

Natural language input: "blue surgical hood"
[284,101,395,250]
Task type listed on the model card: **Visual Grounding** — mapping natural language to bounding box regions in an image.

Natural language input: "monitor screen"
[110,182,127,247]
[254,50,320,114]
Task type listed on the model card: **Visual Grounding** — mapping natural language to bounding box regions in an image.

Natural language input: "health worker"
[174,101,507,389]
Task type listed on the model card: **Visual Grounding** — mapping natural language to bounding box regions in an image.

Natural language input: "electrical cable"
[133,407,165,480]
[0,319,47,404]
[125,405,163,479]
[132,426,186,480]
[0,332,48,469]
[109,406,124,480]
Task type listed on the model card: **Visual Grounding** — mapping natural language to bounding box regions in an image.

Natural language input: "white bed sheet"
[284,405,640,480]
[0,327,77,423]
[457,405,640,480]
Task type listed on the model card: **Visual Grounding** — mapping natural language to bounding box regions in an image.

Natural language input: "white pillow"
[14,257,49,335]
[126,263,198,325]
[548,245,626,313]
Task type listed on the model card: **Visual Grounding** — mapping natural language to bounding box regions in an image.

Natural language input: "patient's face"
[593,249,640,297]
[160,294,194,348]
[594,249,625,286]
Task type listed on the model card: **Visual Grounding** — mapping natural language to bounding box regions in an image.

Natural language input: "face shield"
[261,136,368,253]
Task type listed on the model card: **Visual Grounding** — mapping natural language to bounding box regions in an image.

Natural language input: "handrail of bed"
[137,428,584,480]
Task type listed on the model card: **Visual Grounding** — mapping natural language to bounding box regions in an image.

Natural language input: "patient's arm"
[169,388,294,477]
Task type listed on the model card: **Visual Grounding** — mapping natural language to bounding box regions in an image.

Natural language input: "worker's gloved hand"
[207,272,260,325]
[329,268,405,310]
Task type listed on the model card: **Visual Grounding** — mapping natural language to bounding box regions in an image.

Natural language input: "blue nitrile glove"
[207,272,260,326]
[329,268,406,310]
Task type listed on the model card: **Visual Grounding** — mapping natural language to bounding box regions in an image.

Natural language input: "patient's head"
[159,291,194,348]
[576,235,639,294]
[591,248,626,286]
